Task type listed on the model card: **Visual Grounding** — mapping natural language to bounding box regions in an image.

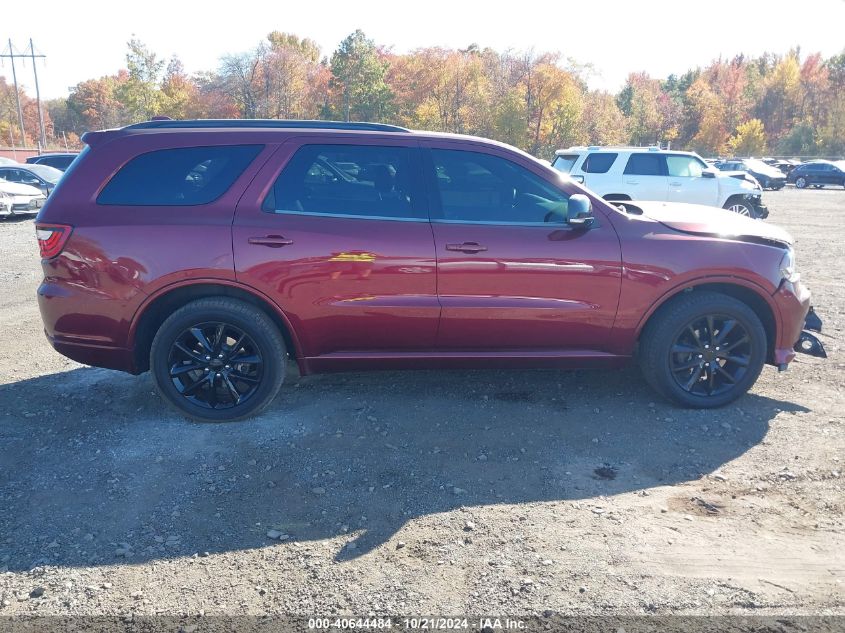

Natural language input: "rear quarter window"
[582,153,618,174]
[97,145,263,206]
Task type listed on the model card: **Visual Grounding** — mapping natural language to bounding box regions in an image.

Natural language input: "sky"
[4,0,845,100]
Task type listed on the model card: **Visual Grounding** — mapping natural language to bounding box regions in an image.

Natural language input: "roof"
[123,119,411,133]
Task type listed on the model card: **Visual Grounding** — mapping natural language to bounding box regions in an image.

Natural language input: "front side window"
[551,153,580,174]
[98,145,263,206]
[430,149,570,224]
[623,153,665,176]
[263,144,423,220]
[666,155,705,178]
[582,152,617,174]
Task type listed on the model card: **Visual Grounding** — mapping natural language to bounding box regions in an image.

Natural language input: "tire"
[150,297,287,422]
[723,198,756,218]
[638,291,767,409]
[795,176,808,189]
[813,184,824,189]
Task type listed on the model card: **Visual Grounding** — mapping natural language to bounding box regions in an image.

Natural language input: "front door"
[423,144,622,351]
[233,139,440,358]
[665,153,718,206]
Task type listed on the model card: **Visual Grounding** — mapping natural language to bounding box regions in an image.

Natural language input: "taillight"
[35,224,73,259]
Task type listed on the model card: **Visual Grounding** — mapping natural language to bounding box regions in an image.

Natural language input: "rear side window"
[582,152,617,174]
[623,153,664,176]
[263,144,424,220]
[551,154,580,174]
[98,145,263,206]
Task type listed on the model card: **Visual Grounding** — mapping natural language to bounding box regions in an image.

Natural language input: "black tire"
[795,176,808,189]
[638,291,767,408]
[150,297,287,422]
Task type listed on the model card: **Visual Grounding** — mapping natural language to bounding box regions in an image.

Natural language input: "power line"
[0,39,47,148]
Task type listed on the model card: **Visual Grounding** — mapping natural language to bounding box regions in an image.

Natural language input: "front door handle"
[446,242,488,254]
[248,235,294,248]
[625,179,639,185]
[669,181,682,186]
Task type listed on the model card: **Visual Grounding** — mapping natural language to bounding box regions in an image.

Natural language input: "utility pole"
[29,39,47,149]
[1,39,27,147]
[0,39,47,149]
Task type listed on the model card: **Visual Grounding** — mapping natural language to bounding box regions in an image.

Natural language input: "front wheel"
[150,297,287,422]
[638,292,767,408]
[724,199,755,217]
[795,176,808,189]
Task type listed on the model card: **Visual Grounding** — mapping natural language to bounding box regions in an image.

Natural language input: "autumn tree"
[727,118,767,156]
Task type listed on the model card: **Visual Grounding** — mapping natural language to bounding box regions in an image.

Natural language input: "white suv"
[552,146,768,218]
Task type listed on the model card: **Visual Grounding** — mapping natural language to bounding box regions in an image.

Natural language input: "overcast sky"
[4,0,845,100]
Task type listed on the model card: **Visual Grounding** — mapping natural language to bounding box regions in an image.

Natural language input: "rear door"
[232,137,440,358]
[622,153,668,200]
[665,154,718,206]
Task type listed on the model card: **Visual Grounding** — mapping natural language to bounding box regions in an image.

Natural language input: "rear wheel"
[639,292,767,408]
[151,297,287,422]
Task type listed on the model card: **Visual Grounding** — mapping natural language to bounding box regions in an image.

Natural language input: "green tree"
[329,30,393,121]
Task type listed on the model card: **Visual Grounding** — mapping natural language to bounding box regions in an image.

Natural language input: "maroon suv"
[35,119,825,422]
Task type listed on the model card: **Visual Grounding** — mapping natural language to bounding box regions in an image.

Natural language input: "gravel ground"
[0,188,842,618]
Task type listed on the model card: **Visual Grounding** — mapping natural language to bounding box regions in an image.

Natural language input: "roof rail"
[123,119,411,133]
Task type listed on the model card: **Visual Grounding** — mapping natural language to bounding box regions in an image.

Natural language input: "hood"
[624,201,793,247]
[750,165,786,178]
[0,180,43,196]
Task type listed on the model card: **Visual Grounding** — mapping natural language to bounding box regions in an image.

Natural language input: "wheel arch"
[635,280,778,363]
[129,280,302,373]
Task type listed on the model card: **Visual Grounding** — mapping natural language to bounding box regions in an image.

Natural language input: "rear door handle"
[248,235,294,248]
[446,242,488,253]
[625,179,639,185]
[669,181,682,186]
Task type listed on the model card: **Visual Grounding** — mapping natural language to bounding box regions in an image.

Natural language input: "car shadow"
[0,365,809,570]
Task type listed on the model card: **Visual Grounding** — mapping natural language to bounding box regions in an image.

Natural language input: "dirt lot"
[0,188,843,619]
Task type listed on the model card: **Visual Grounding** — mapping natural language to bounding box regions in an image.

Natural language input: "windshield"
[26,164,62,183]
[745,159,774,171]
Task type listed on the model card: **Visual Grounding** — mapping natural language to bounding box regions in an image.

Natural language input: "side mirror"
[567,194,594,227]
[571,175,585,184]
[702,170,716,178]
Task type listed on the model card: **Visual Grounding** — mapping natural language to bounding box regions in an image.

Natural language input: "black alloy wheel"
[669,315,752,397]
[168,321,263,409]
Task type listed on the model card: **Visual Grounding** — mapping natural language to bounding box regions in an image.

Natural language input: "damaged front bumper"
[792,307,826,359]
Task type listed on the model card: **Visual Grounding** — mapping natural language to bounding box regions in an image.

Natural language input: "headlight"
[779,249,799,283]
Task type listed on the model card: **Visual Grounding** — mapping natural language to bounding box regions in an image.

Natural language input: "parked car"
[26,152,78,172]
[714,158,786,190]
[551,146,768,218]
[0,179,47,218]
[762,158,801,174]
[786,160,845,189]
[35,119,823,422]
[0,164,62,195]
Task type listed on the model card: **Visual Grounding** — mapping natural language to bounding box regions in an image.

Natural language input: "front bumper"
[793,307,826,359]
[772,279,825,368]
[748,194,769,219]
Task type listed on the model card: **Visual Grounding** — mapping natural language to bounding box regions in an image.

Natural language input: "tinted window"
[582,152,617,174]
[431,149,570,224]
[551,154,580,174]
[263,144,422,219]
[98,145,262,206]
[666,155,705,178]
[40,155,75,170]
[624,154,664,176]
